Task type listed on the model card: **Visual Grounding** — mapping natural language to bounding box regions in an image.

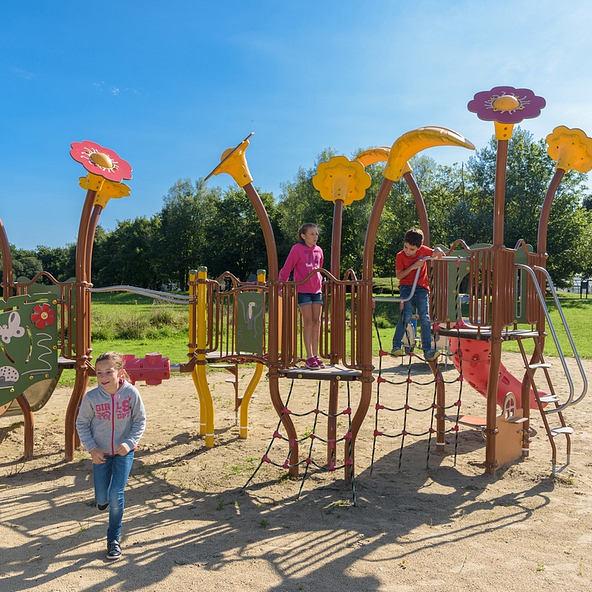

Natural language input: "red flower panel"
[70,140,132,183]
[31,304,56,330]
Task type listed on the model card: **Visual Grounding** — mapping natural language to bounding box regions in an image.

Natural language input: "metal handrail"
[533,265,588,407]
[514,264,586,413]
[372,254,466,304]
[90,285,192,305]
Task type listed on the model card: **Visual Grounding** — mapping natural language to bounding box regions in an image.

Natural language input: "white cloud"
[12,67,34,80]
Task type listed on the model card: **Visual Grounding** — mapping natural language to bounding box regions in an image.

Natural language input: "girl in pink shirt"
[279,223,324,369]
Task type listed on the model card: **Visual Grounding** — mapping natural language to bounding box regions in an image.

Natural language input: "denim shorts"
[298,292,323,306]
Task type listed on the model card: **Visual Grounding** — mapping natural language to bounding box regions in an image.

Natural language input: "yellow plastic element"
[79,172,105,192]
[492,95,520,111]
[188,271,203,432]
[205,132,254,188]
[312,156,371,205]
[494,121,514,140]
[354,146,390,166]
[93,182,131,208]
[78,176,131,208]
[238,266,267,437]
[355,147,413,177]
[383,127,475,182]
[239,362,264,438]
[89,152,113,169]
[546,126,592,173]
[190,268,215,447]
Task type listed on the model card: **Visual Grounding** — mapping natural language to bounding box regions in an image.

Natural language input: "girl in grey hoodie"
[76,352,146,560]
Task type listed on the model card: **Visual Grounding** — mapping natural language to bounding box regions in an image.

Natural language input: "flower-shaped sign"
[468,86,546,124]
[31,303,55,330]
[70,140,132,183]
[546,126,592,173]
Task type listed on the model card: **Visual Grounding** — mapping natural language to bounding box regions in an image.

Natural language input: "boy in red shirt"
[391,228,443,361]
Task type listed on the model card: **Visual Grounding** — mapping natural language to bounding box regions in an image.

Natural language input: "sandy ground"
[1,352,592,592]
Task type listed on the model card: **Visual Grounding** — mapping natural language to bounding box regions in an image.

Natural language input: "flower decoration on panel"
[31,303,56,330]
[69,140,132,183]
[467,86,546,124]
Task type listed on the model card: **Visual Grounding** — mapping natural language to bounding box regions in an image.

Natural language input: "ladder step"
[225,378,237,383]
[550,426,573,437]
[539,394,560,403]
[209,364,236,369]
[529,363,551,369]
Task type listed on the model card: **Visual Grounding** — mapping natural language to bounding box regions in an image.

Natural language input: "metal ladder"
[514,264,588,474]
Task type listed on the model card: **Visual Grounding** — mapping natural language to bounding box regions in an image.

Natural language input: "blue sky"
[2,0,592,250]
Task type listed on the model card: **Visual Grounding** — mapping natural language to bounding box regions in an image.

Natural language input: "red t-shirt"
[396,245,433,290]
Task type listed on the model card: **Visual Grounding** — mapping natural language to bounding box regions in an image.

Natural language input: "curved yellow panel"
[546,126,592,173]
[78,172,105,192]
[354,146,390,166]
[383,126,475,182]
[312,155,371,205]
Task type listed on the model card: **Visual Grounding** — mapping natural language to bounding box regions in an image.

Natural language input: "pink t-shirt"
[278,242,324,294]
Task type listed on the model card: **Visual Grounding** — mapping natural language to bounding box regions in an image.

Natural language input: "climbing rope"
[242,378,357,503]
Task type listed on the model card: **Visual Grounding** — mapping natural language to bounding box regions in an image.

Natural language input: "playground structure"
[0,87,589,481]
[204,86,589,479]
[0,136,269,459]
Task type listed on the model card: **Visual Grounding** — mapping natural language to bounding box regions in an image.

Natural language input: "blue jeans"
[93,450,134,542]
[392,285,434,353]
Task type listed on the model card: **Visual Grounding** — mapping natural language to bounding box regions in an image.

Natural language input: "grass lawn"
[57,287,591,388]
[372,285,592,359]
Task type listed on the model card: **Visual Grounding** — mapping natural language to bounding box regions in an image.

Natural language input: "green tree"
[156,179,220,287]
[92,218,161,288]
[0,245,43,281]
[457,128,592,286]
[204,186,288,280]
[35,244,75,282]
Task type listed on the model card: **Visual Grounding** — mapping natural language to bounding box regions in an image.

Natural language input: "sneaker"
[304,357,319,370]
[97,503,109,511]
[424,350,441,362]
[314,356,326,369]
[106,540,122,561]
[390,348,405,357]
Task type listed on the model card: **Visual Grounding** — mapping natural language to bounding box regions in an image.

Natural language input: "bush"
[92,325,113,341]
[149,307,187,329]
[115,316,150,340]
[373,315,393,329]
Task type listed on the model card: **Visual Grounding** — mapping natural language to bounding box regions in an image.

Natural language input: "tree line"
[3,129,592,290]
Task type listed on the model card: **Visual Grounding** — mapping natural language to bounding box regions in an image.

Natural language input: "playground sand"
[1,352,592,592]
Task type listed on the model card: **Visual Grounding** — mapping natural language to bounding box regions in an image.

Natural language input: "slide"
[449,333,544,410]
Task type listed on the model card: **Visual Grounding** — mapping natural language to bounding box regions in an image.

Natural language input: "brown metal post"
[242,183,301,472]
[484,139,509,474]
[330,199,344,361]
[16,394,34,458]
[327,199,344,464]
[0,216,13,301]
[537,169,564,257]
[64,188,98,461]
[346,178,395,479]
[404,172,431,246]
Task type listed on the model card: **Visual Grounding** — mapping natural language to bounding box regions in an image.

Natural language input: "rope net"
[243,378,358,503]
